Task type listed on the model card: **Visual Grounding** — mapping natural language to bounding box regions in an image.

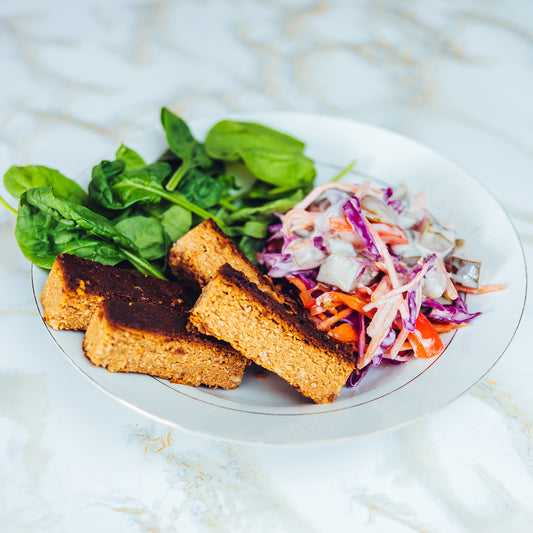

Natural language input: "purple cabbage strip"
[382,353,410,364]
[402,258,427,331]
[381,187,405,214]
[312,235,328,254]
[372,327,397,367]
[402,254,440,331]
[346,366,370,388]
[404,289,419,332]
[382,187,394,201]
[266,223,283,242]
[422,294,481,323]
[260,252,295,278]
[342,196,382,259]
[387,199,405,214]
[296,270,319,289]
[281,234,298,253]
[358,313,366,366]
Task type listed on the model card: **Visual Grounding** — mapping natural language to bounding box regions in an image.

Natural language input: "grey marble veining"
[1,0,532,531]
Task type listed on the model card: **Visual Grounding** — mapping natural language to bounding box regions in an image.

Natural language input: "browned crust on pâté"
[41,253,197,330]
[189,263,356,403]
[83,299,248,390]
[216,263,355,363]
[168,218,296,310]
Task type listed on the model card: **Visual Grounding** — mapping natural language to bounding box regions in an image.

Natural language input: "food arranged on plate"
[0,109,504,404]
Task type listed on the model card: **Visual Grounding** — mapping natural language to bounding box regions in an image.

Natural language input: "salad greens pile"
[1,108,316,279]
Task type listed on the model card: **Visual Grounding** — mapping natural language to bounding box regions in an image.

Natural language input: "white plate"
[32,113,527,445]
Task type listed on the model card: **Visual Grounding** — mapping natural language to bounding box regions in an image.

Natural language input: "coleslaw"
[259,180,505,386]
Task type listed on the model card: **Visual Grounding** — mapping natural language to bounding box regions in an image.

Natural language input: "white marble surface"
[1,0,532,531]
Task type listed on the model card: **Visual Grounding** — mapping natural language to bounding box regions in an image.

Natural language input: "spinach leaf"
[240,148,315,188]
[205,120,305,159]
[226,189,305,223]
[114,215,168,260]
[158,205,192,242]
[15,187,164,278]
[161,107,213,191]
[115,144,146,171]
[88,159,127,209]
[177,168,233,209]
[140,202,193,242]
[205,120,316,188]
[4,165,88,204]
[236,235,264,264]
[89,160,170,210]
[88,158,227,230]
[226,219,269,239]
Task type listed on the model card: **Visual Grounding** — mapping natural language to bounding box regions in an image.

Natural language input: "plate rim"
[31,111,528,445]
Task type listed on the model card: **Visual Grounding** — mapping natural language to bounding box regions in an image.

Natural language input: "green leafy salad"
[0,108,316,279]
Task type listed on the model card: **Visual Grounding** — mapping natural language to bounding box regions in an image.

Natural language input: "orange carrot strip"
[316,291,369,313]
[436,256,458,301]
[432,322,470,333]
[317,307,353,331]
[364,263,430,312]
[286,276,307,292]
[454,284,506,295]
[372,223,409,246]
[359,298,399,368]
[292,182,360,212]
[329,216,353,233]
[328,322,358,343]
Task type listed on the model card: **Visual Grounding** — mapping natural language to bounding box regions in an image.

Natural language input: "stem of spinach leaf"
[119,247,166,279]
[0,195,18,216]
[129,181,228,230]
[165,162,190,192]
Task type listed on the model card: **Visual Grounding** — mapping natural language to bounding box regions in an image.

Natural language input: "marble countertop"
[1,0,532,531]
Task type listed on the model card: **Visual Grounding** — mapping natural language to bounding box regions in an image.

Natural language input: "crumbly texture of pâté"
[189,264,356,404]
[41,253,196,330]
[168,218,295,310]
[83,299,249,389]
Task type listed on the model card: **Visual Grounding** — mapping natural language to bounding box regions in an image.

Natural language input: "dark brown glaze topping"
[101,299,190,337]
[201,219,299,313]
[215,263,356,363]
[203,219,280,289]
[101,299,238,354]
[57,254,198,309]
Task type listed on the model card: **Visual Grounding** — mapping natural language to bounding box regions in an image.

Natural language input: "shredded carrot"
[282,209,316,238]
[389,327,410,358]
[432,322,470,333]
[359,297,400,368]
[329,216,353,233]
[316,291,369,314]
[372,223,409,246]
[436,256,458,301]
[364,263,430,313]
[286,276,307,292]
[287,276,317,308]
[371,276,392,302]
[317,307,353,331]
[366,297,399,339]
[328,322,358,343]
[292,182,360,212]
[454,284,506,295]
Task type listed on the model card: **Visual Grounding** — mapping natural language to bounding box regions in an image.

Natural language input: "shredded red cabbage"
[422,293,481,323]
[342,197,382,259]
